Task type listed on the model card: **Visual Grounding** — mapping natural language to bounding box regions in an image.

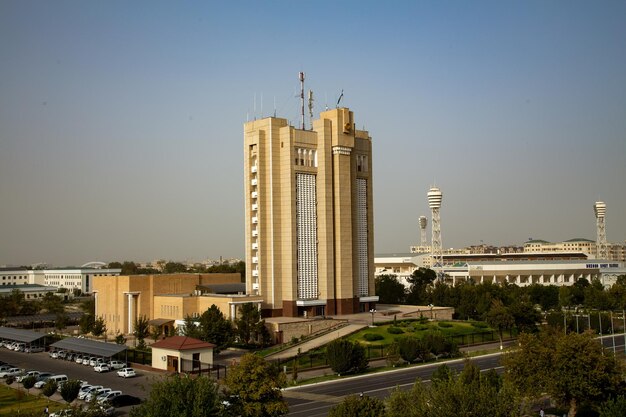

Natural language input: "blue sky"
[1,1,625,266]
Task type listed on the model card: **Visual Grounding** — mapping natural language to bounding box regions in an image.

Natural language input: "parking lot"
[0,348,163,415]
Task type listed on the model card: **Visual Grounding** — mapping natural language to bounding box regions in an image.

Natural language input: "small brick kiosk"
[150,336,215,373]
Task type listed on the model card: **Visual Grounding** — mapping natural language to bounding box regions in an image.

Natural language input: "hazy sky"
[1,1,625,267]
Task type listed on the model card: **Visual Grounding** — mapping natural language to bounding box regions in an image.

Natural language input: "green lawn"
[0,384,65,415]
[347,319,496,346]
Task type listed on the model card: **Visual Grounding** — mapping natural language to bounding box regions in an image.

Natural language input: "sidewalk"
[266,324,368,361]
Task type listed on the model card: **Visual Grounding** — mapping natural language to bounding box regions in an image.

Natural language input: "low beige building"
[150,335,215,373]
[92,273,263,336]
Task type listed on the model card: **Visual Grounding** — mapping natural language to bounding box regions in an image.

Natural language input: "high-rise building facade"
[243,108,377,317]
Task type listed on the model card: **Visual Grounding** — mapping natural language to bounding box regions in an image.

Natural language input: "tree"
[508,301,542,334]
[396,336,424,364]
[115,331,127,345]
[79,313,95,334]
[484,299,514,350]
[150,325,161,342]
[197,305,234,353]
[326,339,368,375]
[22,375,36,392]
[55,312,68,331]
[386,361,519,417]
[133,315,150,349]
[503,331,623,417]
[179,315,201,339]
[60,379,82,403]
[328,394,386,417]
[91,316,107,337]
[41,292,64,314]
[224,353,288,417]
[375,274,406,304]
[385,341,402,367]
[164,262,188,273]
[431,364,453,386]
[129,374,223,417]
[235,303,264,345]
[406,268,436,305]
[599,396,626,417]
[42,380,58,399]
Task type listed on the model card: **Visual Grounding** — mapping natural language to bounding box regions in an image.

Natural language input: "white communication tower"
[594,201,607,259]
[427,187,443,278]
[419,216,428,246]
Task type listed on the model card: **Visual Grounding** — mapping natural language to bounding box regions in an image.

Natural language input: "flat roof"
[50,337,127,357]
[3,312,83,325]
[0,327,46,343]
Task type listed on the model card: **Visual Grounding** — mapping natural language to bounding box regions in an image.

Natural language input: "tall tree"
[406,268,436,305]
[235,303,265,345]
[60,379,82,403]
[484,299,514,350]
[134,315,150,349]
[179,315,201,339]
[198,305,233,353]
[129,373,223,417]
[91,316,107,337]
[375,274,406,304]
[224,354,288,417]
[503,331,623,417]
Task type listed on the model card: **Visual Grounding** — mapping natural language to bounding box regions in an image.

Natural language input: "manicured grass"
[0,384,65,415]
[347,319,496,347]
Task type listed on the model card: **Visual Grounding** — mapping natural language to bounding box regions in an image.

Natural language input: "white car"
[97,390,122,403]
[86,388,111,402]
[117,368,136,378]
[78,385,103,400]
[0,368,24,378]
[107,360,126,370]
[24,346,44,353]
[17,370,41,382]
[94,364,110,373]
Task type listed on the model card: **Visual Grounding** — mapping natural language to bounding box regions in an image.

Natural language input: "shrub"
[326,339,368,375]
[387,327,404,334]
[5,375,15,385]
[437,322,453,328]
[413,324,429,331]
[471,322,488,329]
[363,333,384,342]
[22,375,36,390]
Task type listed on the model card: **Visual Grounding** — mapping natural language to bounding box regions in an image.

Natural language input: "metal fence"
[180,358,227,379]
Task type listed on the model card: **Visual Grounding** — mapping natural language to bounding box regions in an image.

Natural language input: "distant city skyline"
[1,1,625,266]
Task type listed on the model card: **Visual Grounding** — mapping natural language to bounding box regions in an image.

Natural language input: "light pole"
[369,309,376,326]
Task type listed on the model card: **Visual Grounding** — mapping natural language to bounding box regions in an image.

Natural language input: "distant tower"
[594,201,607,259]
[419,216,428,246]
[427,187,443,278]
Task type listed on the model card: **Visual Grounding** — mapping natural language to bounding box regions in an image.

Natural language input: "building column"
[230,304,236,321]
[127,293,134,334]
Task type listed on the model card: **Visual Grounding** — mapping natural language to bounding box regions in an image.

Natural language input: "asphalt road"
[284,334,626,417]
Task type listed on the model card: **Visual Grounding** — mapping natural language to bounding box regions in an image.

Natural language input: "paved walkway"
[266,324,368,361]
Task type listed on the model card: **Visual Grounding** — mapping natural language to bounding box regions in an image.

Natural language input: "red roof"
[150,336,215,351]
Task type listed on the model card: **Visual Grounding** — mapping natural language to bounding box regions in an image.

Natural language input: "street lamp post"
[369,309,376,326]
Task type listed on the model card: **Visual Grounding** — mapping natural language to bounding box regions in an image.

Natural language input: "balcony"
[252,230,258,237]
[251,165,257,173]
[252,282,259,290]
[251,203,258,211]
[251,243,258,250]
[251,191,258,199]
[252,269,259,277]
[251,217,258,224]
[252,257,258,264]
[251,178,257,186]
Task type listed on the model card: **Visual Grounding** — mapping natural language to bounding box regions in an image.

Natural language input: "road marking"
[282,390,344,403]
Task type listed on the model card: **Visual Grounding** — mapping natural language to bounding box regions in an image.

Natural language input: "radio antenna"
[299,72,305,129]
[308,90,314,129]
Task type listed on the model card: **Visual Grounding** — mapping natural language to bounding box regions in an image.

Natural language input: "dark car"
[109,394,142,407]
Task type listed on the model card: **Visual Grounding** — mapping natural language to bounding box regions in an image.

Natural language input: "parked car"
[13,343,26,352]
[17,370,41,382]
[82,357,92,365]
[88,357,99,367]
[75,354,85,364]
[0,365,13,373]
[78,385,104,401]
[86,388,111,402]
[97,390,122,404]
[94,364,110,373]
[117,368,136,378]
[35,374,67,389]
[107,360,126,370]
[109,394,142,407]
[24,346,44,353]
[0,368,24,378]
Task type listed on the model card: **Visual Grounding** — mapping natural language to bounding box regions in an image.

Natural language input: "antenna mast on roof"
[299,72,305,129]
[308,90,314,129]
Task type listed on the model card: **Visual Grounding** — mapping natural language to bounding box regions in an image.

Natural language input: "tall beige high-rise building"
[244,107,378,317]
